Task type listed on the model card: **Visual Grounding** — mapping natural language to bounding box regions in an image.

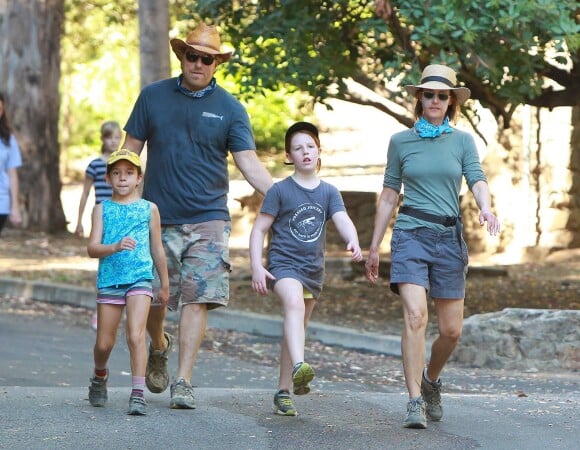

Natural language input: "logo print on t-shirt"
[289,203,325,243]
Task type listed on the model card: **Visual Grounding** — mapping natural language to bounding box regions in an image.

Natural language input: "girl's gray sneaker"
[292,362,315,395]
[273,390,297,416]
[128,394,147,415]
[88,375,108,407]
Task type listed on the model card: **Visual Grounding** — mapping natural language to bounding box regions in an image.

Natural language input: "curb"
[0,277,407,357]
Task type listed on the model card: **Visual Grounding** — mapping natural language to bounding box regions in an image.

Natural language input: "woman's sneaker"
[170,378,196,409]
[88,375,108,407]
[403,397,427,429]
[273,390,297,416]
[292,362,315,395]
[127,394,147,415]
[421,370,443,421]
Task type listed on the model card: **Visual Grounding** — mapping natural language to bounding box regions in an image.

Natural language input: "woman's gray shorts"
[389,227,468,299]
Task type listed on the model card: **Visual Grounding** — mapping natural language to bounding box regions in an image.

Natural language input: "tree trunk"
[138,0,170,89]
[0,0,66,233]
[568,106,580,247]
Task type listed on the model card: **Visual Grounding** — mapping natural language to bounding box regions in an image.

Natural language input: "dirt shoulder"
[0,229,578,336]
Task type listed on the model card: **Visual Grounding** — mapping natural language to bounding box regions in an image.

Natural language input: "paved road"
[1,310,578,450]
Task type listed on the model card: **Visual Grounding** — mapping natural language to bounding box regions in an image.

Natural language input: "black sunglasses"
[184,51,215,66]
[422,91,450,101]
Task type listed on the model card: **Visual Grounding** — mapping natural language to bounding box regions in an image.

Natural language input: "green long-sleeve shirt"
[383,127,487,231]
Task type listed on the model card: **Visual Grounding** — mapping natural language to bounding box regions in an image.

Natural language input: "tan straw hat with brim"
[170,23,233,64]
[405,64,471,105]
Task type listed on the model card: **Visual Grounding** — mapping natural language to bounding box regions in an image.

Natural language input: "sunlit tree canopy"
[193,0,579,129]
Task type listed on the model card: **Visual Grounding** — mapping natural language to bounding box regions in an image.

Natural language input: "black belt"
[399,206,459,227]
[399,206,465,262]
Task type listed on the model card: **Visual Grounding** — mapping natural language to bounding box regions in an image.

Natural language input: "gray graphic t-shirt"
[260,176,345,298]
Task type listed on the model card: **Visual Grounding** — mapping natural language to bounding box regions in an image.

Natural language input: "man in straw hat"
[121,22,273,410]
[365,64,500,429]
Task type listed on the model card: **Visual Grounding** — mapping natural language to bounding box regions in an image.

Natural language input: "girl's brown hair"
[0,92,13,146]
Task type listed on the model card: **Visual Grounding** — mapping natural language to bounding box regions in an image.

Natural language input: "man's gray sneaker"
[127,394,147,415]
[88,375,108,407]
[146,332,173,393]
[170,378,196,409]
[421,370,443,421]
[403,397,427,429]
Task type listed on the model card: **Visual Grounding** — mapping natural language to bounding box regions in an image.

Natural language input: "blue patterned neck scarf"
[176,75,217,98]
[414,116,454,138]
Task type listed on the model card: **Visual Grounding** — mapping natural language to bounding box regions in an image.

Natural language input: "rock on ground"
[452,308,580,371]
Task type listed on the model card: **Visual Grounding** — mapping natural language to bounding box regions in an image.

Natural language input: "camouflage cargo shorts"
[152,220,232,311]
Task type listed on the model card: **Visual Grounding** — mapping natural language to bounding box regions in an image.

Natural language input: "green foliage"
[61,0,140,171]
[192,0,579,128]
[193,0,373,105]
[61,0,578,166]
[395,0,578,101]
[219,75,315,162]
[60,0,310,169]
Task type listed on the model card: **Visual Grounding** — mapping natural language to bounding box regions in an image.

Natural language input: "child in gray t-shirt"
[249,122,362,417]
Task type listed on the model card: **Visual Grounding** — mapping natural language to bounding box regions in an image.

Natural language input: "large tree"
[0,0,66,232]
[138,0,170,88]
[1,0,169,233]
[194,0,579,134]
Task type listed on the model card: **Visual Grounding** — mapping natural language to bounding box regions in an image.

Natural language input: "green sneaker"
[127,394,147,415]
[88,375,108,407]
[146,332,173,393]
[421,370,443,421]
[273,390,297,416]
[403,397,427,429]
[170,378,196,409]
[292,362,315,396]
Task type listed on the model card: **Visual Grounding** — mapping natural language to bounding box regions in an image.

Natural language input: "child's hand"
[115,236,137,252]
[365,250,380,284]
[251,267,275,295]
[156,286,169,306]
[347,242,363,262]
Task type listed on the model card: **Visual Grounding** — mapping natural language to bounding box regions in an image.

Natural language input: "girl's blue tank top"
[97,199,153,288]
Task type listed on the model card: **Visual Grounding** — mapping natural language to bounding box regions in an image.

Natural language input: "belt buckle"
[444,217,456,227]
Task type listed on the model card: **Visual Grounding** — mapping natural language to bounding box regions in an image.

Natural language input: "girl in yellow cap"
[86,149,169,415]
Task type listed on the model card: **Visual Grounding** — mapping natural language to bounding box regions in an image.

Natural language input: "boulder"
[452,308,580,372]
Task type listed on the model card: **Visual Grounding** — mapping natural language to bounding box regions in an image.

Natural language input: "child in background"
[87,149,169,415]
[75,120,121,237]
[249,122,362,416]
[0,93,22,235]
[74,121,121,331]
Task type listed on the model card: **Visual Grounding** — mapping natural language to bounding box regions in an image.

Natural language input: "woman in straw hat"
[121,22,273,410]
[365,64,500,429]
